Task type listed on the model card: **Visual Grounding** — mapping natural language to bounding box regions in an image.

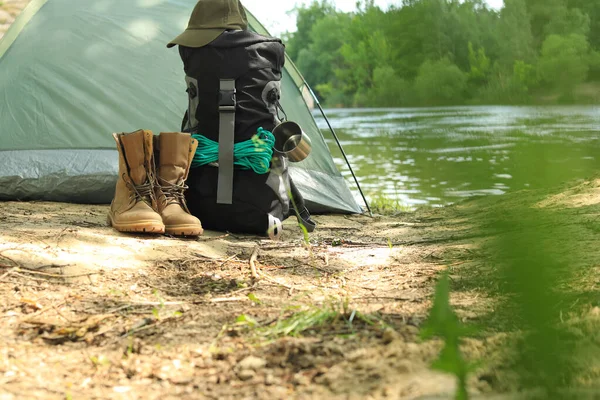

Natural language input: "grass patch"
[234,299,389,341]
[369,193,413,215]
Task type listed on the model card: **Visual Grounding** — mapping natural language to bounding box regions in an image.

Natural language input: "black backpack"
[178,30,313,237]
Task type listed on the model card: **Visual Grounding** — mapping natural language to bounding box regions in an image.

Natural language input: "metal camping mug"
[272,121,312,162]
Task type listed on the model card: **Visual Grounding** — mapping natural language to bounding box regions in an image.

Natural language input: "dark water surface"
[316,106,600,208]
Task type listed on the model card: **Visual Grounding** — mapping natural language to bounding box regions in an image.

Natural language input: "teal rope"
[191,127,275,174]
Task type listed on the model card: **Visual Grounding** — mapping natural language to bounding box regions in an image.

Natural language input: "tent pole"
[302,82,372,217]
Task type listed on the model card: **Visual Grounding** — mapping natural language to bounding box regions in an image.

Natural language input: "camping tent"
[0,0,363,214]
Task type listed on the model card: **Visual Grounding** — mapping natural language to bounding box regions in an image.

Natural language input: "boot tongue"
[120,130,148,185]
[159,132,190,184]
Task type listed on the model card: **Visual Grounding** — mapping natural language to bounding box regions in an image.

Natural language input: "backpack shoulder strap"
[216,78,236,205]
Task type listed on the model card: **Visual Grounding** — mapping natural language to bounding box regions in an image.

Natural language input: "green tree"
[467,42,491,84]
[544,6,590,37]
[444,0,499,73]
[497,0,535,68]
[588,50,600,80]
[512,60,538,93]
[331,3,393,106]
[364,66,412,107]
[414,58,468,105]
[538,34,590,97]
[566,0,600,50]
[284,1,335,62]
[295,12,351,100]
[335,30,393,106]
[524,0,566,47]
[285,0,600,108]
[385,0,453,80]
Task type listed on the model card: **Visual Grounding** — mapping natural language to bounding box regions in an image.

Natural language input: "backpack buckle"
[218,88,236,112]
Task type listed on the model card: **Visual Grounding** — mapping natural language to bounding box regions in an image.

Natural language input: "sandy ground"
[0,200,467,400]
[1,176,600,399]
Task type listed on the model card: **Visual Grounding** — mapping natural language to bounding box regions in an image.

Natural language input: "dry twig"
[218,253,240,268]
[0,266,19,280]
[249,245,260,279]
[20,300,68,323]
[0,266,99,279]
[196,233,230,242]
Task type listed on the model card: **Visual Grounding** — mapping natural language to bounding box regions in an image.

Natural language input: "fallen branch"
[257,273,295,290]
[307,262,334,275]
[255,243,299,251]
[2,267,99,279]
[123,301,186,306]
[218,253,240,268]
[0,252,20,267]
[351,295,421,302]
[229,283,258,295]
[248,245,294,289]
[196,233,230,242]
[0,267,17,280]
[55,226,72,246]
[28,264,71,271]
[205,297,248,303]
[20,300,68,323]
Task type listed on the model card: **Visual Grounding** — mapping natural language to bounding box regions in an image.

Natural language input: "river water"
[317,106,600,208]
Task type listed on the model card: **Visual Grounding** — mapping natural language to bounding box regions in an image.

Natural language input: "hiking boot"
[155,132,203,236]
[108,129,165,234]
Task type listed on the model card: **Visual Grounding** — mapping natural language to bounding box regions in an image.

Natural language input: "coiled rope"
[191,127,275,174]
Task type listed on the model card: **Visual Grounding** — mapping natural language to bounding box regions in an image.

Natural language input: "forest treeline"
[282,0,600,107]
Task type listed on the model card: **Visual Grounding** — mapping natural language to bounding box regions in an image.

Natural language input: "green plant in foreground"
[421,271,475,400]
[488,206,580,395]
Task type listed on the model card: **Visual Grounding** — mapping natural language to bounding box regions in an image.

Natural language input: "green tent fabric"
[0,0,362,214]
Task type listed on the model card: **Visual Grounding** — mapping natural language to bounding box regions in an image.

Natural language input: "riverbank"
[1,176,600,399]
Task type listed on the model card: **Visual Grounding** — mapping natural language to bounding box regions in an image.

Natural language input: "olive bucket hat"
[167,0,248,48]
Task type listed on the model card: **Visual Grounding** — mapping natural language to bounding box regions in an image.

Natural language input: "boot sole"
[165,224,203,237]
[107,215,165,234]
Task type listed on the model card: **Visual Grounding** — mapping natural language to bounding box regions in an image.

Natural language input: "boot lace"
[157,177,191,213]
[124,173,156,205]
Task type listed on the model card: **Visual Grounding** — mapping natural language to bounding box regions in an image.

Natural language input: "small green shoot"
[125,336,134,358]
[108,288,127,297]
[151,289,166,320]
[90,354,110,367]
[236,314,259,328]
[247,293,261,304]
[421,271,475,400]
